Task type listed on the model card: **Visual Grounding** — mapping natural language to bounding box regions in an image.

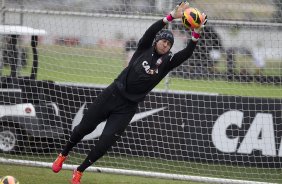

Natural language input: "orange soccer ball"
[182,7,204,29]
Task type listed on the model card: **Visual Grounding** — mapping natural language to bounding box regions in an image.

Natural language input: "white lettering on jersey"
[142,61,156,75]
[142,61,150,72]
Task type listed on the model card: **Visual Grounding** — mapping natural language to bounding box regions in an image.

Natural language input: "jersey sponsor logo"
[142,61,158,75]
[142,61,155,74]
[212,110,279,156]
[72,103,166,140]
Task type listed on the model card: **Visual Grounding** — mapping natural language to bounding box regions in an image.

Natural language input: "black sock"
[76,147,106,172]
[61,140,76,156]
[77,159,94,172]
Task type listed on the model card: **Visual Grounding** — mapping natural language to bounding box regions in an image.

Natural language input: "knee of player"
[73,125,91,137]
[96,134,120,150]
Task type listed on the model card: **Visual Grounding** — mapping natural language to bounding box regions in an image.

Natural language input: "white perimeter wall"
[2,12,282,60]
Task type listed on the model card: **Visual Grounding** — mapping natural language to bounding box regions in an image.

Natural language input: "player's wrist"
[167,14,174,21]
[163,14,174,23]
[191,31,200,42]
[190,14,208,42]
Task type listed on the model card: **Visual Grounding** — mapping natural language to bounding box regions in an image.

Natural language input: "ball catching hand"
[170,1,190,19]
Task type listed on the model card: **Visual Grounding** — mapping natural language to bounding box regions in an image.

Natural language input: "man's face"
[155,39,172,55]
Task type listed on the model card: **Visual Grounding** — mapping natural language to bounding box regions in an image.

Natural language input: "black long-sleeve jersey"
[113,19,197,102]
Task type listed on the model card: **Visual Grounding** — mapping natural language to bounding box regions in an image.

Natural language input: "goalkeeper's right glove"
[191,13,208,42]
[163,1,189,23]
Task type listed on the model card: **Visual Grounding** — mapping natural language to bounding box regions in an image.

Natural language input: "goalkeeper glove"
[163,1,190,23]
[192,13,208,42]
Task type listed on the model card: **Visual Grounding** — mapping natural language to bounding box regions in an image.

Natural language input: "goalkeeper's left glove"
[192,13,208,42]
[163,1,189,23]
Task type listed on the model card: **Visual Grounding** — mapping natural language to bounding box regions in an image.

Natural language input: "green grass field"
[2,45,281,99]
[0,163,199,184]
[1,153,281,183]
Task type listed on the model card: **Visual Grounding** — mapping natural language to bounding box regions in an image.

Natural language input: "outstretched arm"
[137,2,190,50]
[137,19,166,50]
[167,14,208,69]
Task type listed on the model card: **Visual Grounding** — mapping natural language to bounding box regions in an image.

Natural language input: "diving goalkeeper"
[52,2,207,184]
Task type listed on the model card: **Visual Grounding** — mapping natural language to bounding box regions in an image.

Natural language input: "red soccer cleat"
[52,153,67,173]
[70,170,83,184]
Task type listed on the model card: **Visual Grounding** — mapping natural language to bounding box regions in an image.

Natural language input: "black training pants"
[71,84,138,163]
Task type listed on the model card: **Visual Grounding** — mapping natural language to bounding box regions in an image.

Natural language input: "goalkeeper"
[52,2,207,184]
